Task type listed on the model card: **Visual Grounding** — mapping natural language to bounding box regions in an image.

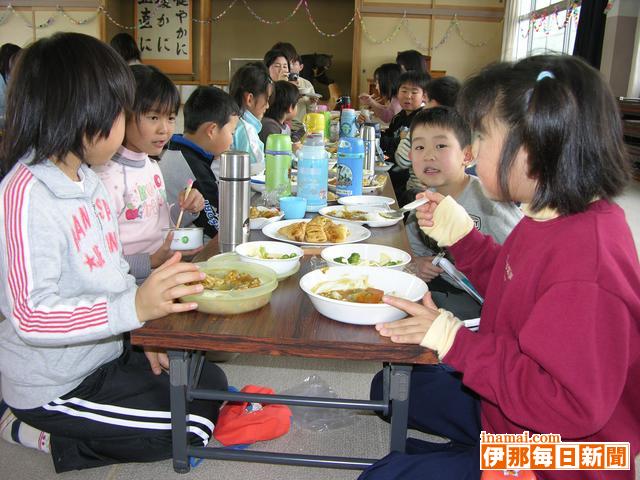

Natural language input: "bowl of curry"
[180,259,278,315]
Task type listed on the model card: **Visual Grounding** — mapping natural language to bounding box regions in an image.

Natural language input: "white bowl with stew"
[299,266,428,325]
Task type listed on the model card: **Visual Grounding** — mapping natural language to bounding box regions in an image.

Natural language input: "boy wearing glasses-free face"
[380,71,430,202]
[405,107,522,311]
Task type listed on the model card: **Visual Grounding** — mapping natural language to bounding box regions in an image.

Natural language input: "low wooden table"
[130,181,437,473]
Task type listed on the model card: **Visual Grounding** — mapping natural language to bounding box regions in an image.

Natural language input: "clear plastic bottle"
[297,133,328,212]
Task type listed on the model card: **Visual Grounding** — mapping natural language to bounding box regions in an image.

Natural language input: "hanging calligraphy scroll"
[135,0,192,74]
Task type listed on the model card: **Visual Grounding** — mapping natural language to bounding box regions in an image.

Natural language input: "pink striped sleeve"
[3,165,109,338]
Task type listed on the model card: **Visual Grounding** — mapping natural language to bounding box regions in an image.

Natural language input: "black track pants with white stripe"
[11,347,228,473]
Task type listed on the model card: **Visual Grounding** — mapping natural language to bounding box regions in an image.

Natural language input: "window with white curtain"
[513,1,582,59]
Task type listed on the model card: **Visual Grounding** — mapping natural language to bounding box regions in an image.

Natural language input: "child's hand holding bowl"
[376,292,440,344]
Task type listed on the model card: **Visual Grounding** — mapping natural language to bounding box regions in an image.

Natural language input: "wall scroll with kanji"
[135,0,192,74]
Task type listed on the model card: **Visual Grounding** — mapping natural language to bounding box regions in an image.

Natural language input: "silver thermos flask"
[362,124,376,179]
[218,151,250,253]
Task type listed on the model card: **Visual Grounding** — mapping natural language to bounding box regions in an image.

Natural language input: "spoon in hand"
[378,197,429,219]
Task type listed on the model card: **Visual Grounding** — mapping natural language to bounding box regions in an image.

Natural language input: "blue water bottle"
[297,133,328,212]
[336,137,364,197]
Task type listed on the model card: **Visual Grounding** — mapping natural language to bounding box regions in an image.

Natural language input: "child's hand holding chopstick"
[176,179,205,228]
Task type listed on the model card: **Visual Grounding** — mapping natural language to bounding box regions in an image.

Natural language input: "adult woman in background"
[270,41,319,140]
[264,48,290,82]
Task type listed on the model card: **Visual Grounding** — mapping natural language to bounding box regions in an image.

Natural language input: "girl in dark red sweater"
[363,55,640,480]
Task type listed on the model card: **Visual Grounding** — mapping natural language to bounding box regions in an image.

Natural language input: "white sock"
[0,402,50,453]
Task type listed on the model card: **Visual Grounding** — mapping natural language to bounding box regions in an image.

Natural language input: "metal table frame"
[168,350,413,473]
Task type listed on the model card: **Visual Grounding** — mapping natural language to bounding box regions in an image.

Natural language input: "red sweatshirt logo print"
[504,254,513,281]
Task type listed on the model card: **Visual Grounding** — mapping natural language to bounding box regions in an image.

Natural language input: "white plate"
[338,195,395,207]
[374,161,394,172]
[262,218,371,246]
[249,207,284,230]
[318,205,402,228]
[299,266,428,325]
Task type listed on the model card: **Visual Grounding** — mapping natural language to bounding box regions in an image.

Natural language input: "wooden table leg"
[169,350,190,473]
[389,364,412,453]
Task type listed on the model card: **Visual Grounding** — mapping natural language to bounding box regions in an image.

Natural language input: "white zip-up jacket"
[0,156,140,409]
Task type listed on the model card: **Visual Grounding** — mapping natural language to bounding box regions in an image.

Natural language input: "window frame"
[516,0,582,59]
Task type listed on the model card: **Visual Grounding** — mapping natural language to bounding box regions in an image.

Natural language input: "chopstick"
[175,179,193,229]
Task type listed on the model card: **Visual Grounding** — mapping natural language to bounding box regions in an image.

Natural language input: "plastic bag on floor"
[279,374,357,432]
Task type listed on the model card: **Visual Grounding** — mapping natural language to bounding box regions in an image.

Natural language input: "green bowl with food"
[180,259,278,315]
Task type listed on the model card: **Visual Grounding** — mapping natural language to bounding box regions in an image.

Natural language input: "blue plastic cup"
[279,196,307,219]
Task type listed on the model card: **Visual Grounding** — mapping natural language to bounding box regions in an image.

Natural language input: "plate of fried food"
[318,205,403,227]
[249,206,284,230]
[325,142,338,155]
[327,174,387,194]
[262,215,370,246]
[374,161,394,172]
[326,190,338,203]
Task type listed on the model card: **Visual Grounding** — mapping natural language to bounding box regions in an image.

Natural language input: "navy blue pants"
[360,365,482,480]
[12,346,227,473]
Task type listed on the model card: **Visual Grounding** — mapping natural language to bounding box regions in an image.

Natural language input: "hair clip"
[536,70,555,82]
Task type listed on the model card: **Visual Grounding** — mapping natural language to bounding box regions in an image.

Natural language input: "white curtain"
[500,0,524,61]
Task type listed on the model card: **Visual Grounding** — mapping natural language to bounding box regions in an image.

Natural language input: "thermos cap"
[305,113,326,134]
[338,137,364,156]
[364,121,381,134]
[265,133,292,153]
[219,151,250,180]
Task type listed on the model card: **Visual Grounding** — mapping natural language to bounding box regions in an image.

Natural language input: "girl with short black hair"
[0,43,22,129]
[364,54,639,480]
[260,80,299,144]
[230,61,273,173]
[110,32,142,65]
[359,63,403,123]
[0,32,226,473]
